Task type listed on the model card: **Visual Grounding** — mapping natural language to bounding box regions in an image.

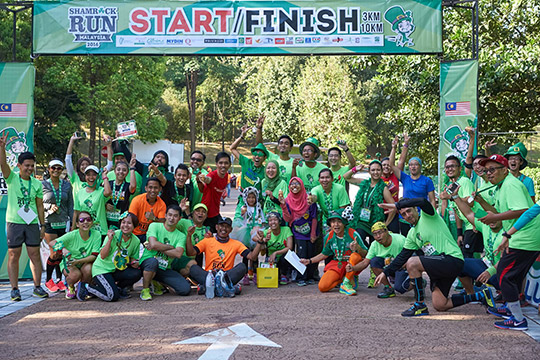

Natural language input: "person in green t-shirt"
[327,140,356,189]
[347,222,410,299]
[310,168,350,228]
[230,124,268,192]
[188,150,208,206]
[473,154,540,330]
[139,205,191,300]
[292,137,327,193]
[261,160,289,216]
[0,135,48,301]
[73,165,112,236]
[83,212,142,302]
[49,211,102,301]
[376,198,495,317]
[255,116,294,183]
[253,212,293,284]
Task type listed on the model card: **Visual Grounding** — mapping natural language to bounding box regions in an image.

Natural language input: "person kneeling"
[186,217,264,298]
[347,221,411,299]
[300,207,367,296]
[139,205,191,300]
[82,213,142,301]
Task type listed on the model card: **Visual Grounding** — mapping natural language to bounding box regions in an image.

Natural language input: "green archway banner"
[0,63,36,280]
[33,0,442,56]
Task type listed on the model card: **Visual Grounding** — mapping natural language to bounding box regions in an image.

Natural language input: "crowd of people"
[2,117,539,332]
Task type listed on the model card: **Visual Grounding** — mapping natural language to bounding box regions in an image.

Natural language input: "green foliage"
[522,167,540,198]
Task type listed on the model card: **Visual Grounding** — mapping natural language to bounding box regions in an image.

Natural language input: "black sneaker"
[197,284,206,295]
[481,287,496,308]
[401,302,429,317]
[377,286,396,299]
[11,289,21,301]
[118,288,131,299]
[33,286,49,298]
[494,316,528,331]
[487,305,512,319]
[76,282,88,302]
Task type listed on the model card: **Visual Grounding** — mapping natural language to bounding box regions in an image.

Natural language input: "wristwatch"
[502,232,511,239]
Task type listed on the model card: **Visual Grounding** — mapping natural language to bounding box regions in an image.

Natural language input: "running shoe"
[11,289,21,301]
[487,305,512,319]
[252,273,257,285]
[33,286,49,298]
[151,280,165,296]
[481,287,496,308]
[76,283,87,301]
[339,279,357,296]
[45,279,59,293]
[306,279,315,285]
[367,269,376,288]
[140,288,152,301]
[279,275,289,285]
[494,316,528,331]
[214,270,225,297]
[401,302,429,317]
[197,284,206,295]
[56,280,67,292]
[118,288,131,299]
[221,272,236,298]
[297,280,307,287]
[242,274,251,286]
[377,286,396,299]
[234,283,242,295]
[65,285,76,299]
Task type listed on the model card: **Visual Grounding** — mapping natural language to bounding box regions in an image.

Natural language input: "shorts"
[462,230,484,255]
[171,255,195,271]
[7,223,41,248]
[420,254,464,298]
[44,223,67,236]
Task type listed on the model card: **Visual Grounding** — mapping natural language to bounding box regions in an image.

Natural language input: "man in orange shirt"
[129,178,166,243]
[185,217,263,295]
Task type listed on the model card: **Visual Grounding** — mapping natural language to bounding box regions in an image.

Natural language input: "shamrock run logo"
[384,6,416,47]
[1,127,28,168]
[68,6,118,49]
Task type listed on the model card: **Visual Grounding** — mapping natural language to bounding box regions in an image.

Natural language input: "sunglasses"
[252,151,265,157]
[78,217,93,223]
[485,166,505,174]
[51,166,63,171]
[190,157,203,162]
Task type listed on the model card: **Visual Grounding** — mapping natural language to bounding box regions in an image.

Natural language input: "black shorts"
[44,223,67,236]
[6,223,41,248]
[420,254,464,298]
[462,229,484,255]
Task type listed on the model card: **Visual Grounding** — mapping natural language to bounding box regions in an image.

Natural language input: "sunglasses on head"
[78,217,93,223]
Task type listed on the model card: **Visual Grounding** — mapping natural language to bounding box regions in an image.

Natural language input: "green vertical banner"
[439,60,478,191]
[0,63,35,280]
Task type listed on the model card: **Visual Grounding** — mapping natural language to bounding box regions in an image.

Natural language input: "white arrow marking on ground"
[173,323,281,360]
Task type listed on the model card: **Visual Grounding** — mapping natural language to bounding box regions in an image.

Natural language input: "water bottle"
[205,271,215,299]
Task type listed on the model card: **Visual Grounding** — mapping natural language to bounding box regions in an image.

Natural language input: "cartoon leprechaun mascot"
[384,5,416,47]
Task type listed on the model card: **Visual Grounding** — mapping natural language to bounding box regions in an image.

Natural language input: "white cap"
[48,159,64,168]
[84,165,100,174]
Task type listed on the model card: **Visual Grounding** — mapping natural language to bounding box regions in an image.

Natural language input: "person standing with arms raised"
[255,116,295,183]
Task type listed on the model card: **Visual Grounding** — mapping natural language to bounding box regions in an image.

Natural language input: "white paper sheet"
[284,250,306,275]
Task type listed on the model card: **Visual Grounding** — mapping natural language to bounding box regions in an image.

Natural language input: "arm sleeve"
[65,154,75,178]
[513,203,540,231]
[396,197,434,216]
[383,248,415,277]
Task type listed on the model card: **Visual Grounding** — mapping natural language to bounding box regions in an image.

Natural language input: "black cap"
[217,217,232,226]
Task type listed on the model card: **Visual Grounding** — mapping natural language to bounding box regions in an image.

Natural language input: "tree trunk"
[186,70,198,152]
[88,61,97,162]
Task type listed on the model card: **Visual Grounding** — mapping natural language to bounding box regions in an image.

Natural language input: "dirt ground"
[1,272,539,360]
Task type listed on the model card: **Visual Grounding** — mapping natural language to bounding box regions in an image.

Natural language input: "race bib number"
[448,209,456,222]
[156,256,169,270]
[421,243,437,256]
[18,206,37,224]
[359,208,371,222]
[50,221,66,229]
[106,209,121,222]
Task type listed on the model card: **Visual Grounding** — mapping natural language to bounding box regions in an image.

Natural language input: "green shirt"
[239,154,265,192]
[268,152,294,184]
[261,178,289,216]
[5,171,43,224]
[74,187,109,235]
[493,174,540,251]
[70,175,84,199]
[448,176,474,231]
[296,162,327,193]
[190,167,208,206]
[322,229,367,260]
[366,233,406,260]
[107,171,143,198]
[56,229,102,271]
[91,230,140,277]
[331,166,349,187]
[474,219,503,276]
[139,222,186,269]
[311,183,350,223]
[404,211,464,260]
[263,226,293,258]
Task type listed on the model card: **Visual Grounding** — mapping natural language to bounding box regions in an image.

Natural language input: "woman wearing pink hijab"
[279,177,319,286]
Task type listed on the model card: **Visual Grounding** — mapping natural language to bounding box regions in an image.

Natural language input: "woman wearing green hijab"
[261,160,289,216]
[344,160,395,248]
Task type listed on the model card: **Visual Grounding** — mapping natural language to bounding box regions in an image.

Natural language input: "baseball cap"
[193,203,208,212]
[478,154,508,168]
[217,217,232,226]
[84,165,100,174]
[48,159,64,168]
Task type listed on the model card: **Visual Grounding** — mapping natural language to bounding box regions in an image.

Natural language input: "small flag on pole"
[0,103,28,118]
[445,101,471,116]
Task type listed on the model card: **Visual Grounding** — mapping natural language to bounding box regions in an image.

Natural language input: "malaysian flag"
[445,101,471,116]
[0,103,28,118]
